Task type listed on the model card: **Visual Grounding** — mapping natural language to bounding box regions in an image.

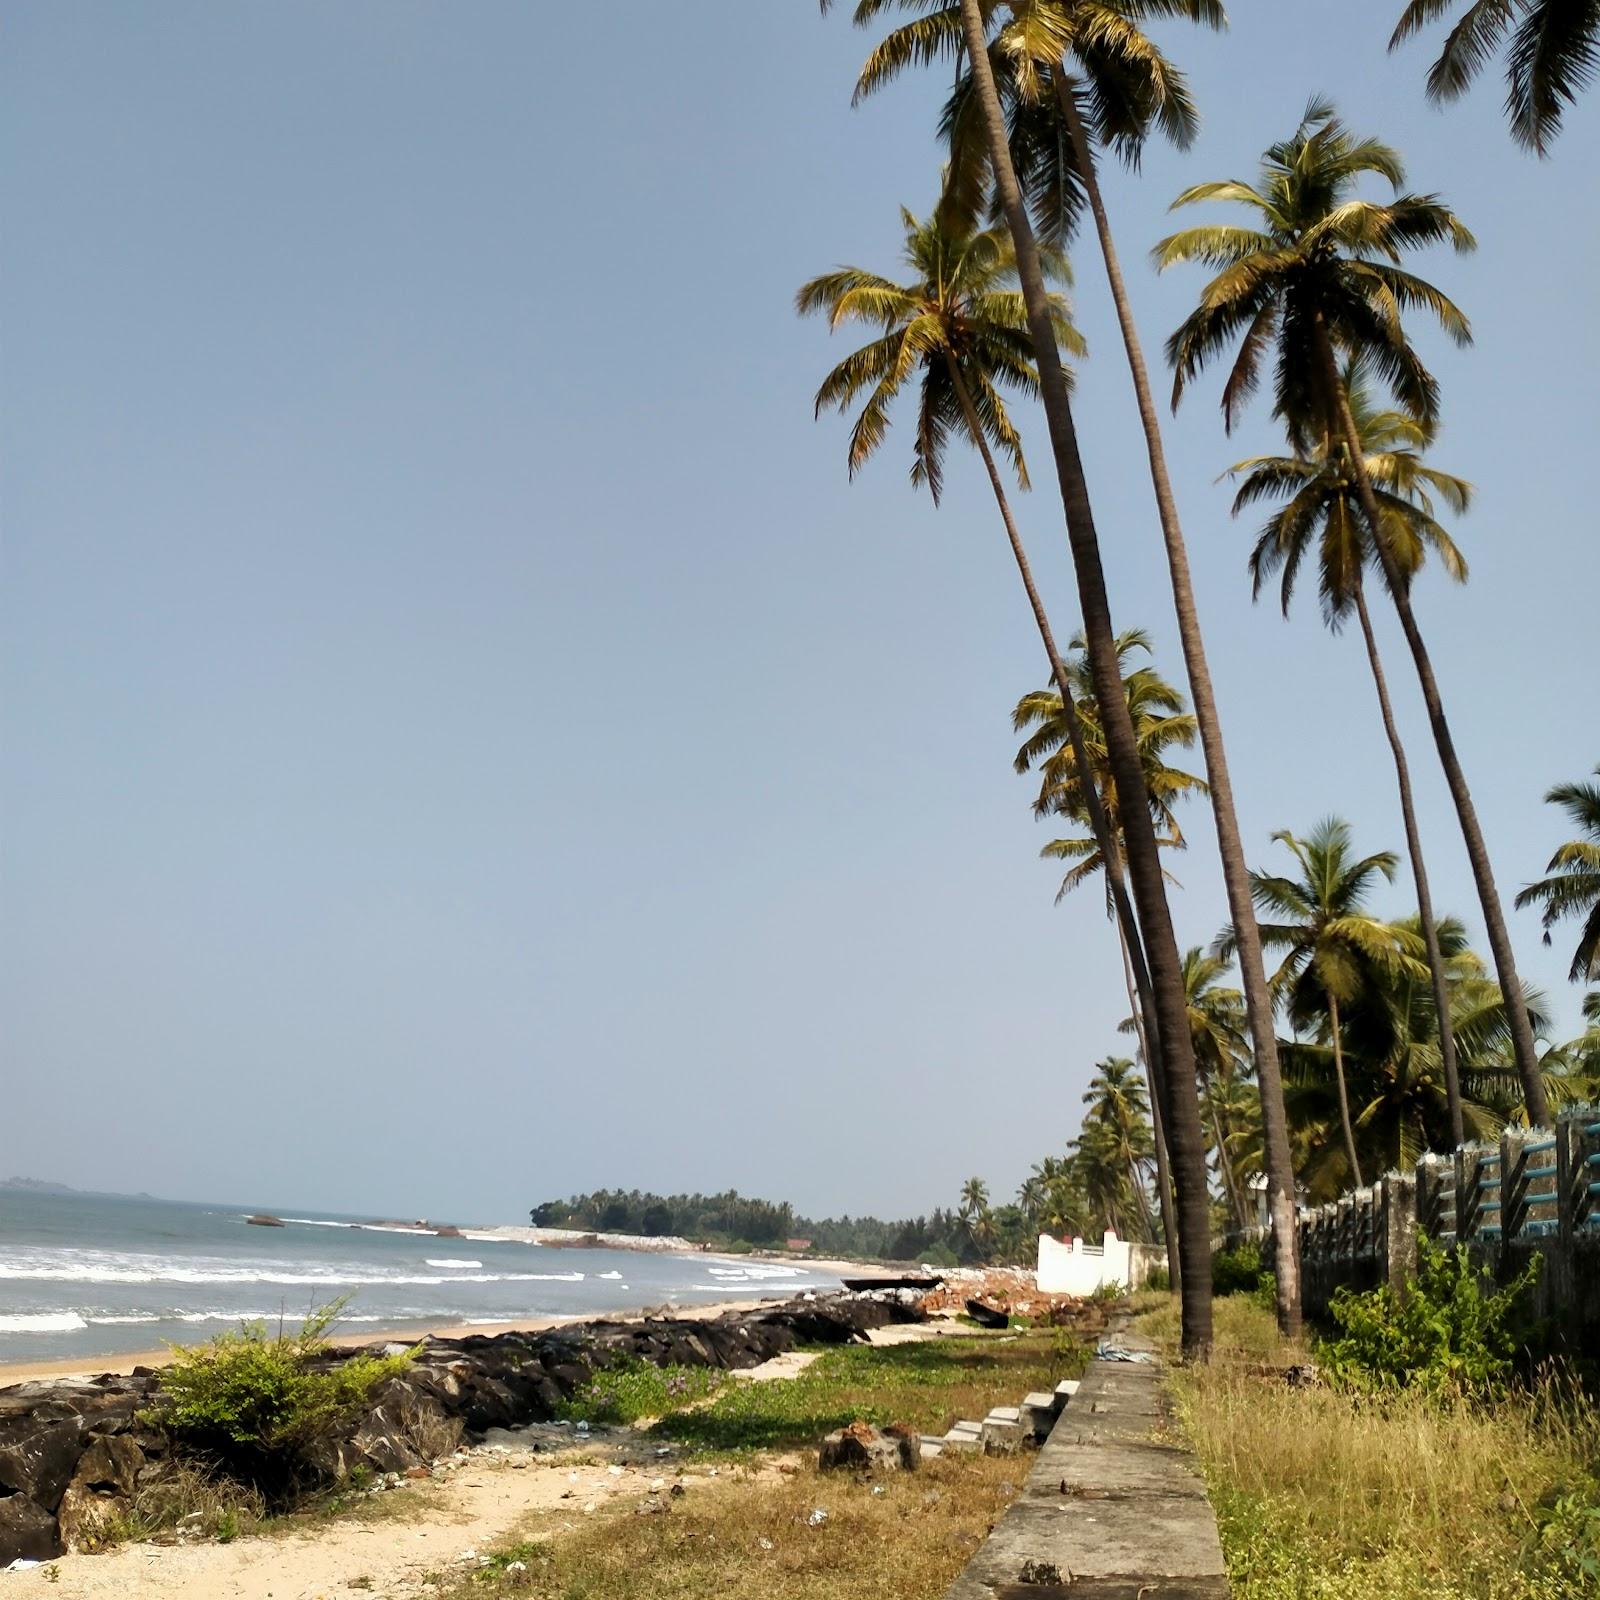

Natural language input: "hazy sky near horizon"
[4,3,1595,1225]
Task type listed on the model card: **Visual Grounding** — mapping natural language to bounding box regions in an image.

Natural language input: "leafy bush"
[1211,1239,1267,1297]
[150,1300,414,1492]
[1321,1237,1540,1396]
[919,1242,959,1269]
[1143,1266,1171,1293]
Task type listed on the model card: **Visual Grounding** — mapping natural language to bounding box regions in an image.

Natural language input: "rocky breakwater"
[0,1292,920,1566]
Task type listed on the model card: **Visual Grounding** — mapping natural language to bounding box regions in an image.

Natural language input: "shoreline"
[0,1275,894,1390]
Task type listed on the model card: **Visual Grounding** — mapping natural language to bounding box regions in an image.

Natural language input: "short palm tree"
[1014,628,1207,877]
[1158,101,1549,1130]
[1013,626,1204,1280]
[958,1175,994,1254]
[830,0,1305,1348]
[1284,918,1560,1196]
[1389,0,1600,153]
[1516,767,1600,982]
[1243,818,1430,1188]
[1178,947,1253,1226]
[1078,1056,1155,1240]
[1226,364,1472,1145]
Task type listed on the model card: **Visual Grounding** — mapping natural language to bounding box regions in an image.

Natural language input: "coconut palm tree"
[1282,918,1560,1196]
[797,206,1165,1187]
[1226,364,1472,1145]
[1516,767,1600,983]
[1389,0,1600,153]
[829,0,1301,1348]
[1242,819,1432,1189]
[958,1175,995,1255]
[1175,948,1255,1226]
[1013,626,1203,1281]
[1079,1056,1156,1240]
[1158,101,1550,1131]
[961,0,1220,1353]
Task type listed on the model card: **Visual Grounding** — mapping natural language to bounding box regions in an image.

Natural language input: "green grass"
[1135,1293,1600,1599]
[647,1332,1087,1456]
[556,1362,727,1426]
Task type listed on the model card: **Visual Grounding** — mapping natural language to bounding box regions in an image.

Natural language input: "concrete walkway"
[943,1331,1228,1598]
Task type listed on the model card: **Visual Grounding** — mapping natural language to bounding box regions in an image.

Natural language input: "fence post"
[1382,1173,1418,1292]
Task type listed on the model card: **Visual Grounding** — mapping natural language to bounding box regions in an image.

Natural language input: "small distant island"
[1,1176,159,1200]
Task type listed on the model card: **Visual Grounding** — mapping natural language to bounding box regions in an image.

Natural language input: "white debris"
[807,1508,829,1527]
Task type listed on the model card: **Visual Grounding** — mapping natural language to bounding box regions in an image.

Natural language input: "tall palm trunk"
[1054,75,1301,1337]
[1350,579,1464,1145]
[1310,317,1549,1127]
[1116,915,1181,1285]
[946,354,1182,1284]
[957,0,1212,1357]
[1325,992,1364,1186]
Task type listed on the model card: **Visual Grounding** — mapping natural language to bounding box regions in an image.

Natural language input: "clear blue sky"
[3,2,1594,1222]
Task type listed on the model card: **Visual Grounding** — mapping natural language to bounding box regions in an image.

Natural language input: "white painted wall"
[1036,1230,1134,1295]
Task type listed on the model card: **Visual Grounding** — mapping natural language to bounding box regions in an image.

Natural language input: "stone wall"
[0,1292,920,1566]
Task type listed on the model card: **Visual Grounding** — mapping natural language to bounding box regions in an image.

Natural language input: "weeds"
[1136,1293,1600,1598]
[557,1361,725,1426]
[1321,1238,1542,1395]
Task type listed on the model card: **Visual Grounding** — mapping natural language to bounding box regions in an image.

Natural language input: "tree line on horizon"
[529,1188,988,1265]
[802,0,1600,1357]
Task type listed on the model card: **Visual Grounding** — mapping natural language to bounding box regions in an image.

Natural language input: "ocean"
[0,1189,840,1366]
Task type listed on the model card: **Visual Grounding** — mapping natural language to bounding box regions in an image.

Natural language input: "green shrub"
[1143,1266,1171,1293]
[919,1242,959,1269]
[150,1300,413,1493]
[1212,1239,1267,1297]
[1321,1237,1541,1396]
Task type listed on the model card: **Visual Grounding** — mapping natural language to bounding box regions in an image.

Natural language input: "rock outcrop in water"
[0,1291,920,1564]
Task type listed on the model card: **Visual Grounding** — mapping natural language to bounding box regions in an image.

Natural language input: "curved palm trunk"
[1054,76,1301,1338]
[1311,317,1549,1128]
[1326,993,1364,1187]
[957,0,1213,1358]
[1351,580,1464,1145]
[1116,914,1181,1285]
[946,354,1182,1287]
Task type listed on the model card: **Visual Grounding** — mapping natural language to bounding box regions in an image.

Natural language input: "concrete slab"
[941,1351,1228,1599]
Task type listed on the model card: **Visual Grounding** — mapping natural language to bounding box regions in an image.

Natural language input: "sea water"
[0,1189,836,1364]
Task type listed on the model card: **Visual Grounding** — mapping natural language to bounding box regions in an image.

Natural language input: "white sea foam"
[0,1313,88,1333]
[597,1271,623,1280]
[0,1256,585,1288]
[425,1260,483,1270]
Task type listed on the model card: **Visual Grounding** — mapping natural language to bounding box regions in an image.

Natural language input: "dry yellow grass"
[1136,1295,1600,1600]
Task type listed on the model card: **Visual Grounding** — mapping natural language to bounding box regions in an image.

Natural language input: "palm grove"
[801,0,1600,1356]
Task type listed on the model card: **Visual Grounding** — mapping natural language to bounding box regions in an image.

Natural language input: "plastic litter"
[1094,1340,1155,1363]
